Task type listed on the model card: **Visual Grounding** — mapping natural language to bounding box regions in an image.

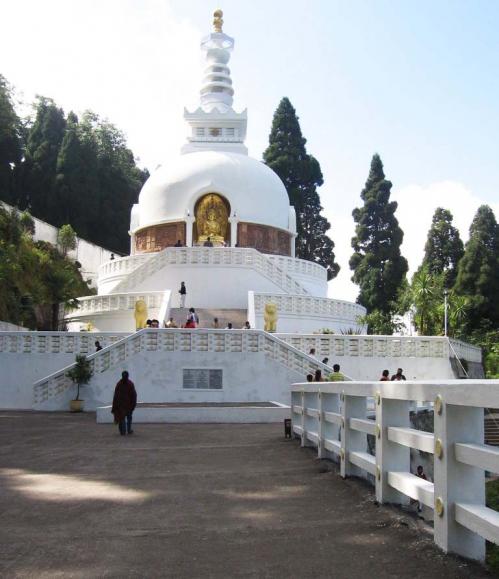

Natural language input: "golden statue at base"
[134,299,148,330]
[196,193,229,244]
[264,302,278,333]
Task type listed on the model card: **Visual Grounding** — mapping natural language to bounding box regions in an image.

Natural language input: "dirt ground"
[0,412,491,578]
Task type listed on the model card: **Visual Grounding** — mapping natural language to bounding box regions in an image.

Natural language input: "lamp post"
[444,289,449,337]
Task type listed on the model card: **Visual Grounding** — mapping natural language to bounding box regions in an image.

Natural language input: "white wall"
[34,350,306,411]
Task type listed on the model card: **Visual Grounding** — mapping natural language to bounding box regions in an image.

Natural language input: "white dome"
[135,151,291,231]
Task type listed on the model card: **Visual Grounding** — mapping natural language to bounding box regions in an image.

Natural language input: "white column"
[290,233,296,258]
[229,216,239,247]
[434,400,485,561]
[185,217,195,247]
[375,396,410,504]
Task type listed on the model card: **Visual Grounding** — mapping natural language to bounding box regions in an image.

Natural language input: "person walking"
[179,281,187,308]
[328,364,344,381]
[95,340,103,352]
[111,371,137,436]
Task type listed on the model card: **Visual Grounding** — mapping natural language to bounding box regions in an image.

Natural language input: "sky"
[2,0,498,301]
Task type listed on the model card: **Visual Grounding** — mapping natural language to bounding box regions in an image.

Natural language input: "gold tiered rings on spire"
[213,9,223,33]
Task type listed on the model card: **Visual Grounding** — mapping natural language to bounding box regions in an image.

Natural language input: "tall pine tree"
[350,154,408,317]
[421,207,463,288]
[454,205,499,332]
[16,97,66,219]
[0,75,22,203]
[263,97,339,280]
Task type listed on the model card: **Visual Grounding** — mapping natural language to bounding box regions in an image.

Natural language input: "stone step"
[168,308,248,329]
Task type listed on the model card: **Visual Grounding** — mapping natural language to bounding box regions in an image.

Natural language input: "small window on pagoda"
[210,128,221,137]
[225,128,235,137]
[196,127,205,137]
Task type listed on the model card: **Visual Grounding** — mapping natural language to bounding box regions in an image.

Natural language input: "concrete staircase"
[485,412,499,446]
[168,308,248,329]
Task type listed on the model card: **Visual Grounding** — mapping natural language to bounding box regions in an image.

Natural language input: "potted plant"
[66,354,93,412]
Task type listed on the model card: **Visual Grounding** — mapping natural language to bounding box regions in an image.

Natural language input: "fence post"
[300,390,306,447]
[375,395,410,504]
[341,394,368,478]
[433,399,485,561]
[317,390,324,458]
[322,392,341,463]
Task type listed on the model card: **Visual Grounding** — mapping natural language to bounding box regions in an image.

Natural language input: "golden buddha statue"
[196,193,228,244]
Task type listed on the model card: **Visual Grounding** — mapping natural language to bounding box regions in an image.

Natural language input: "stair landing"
[168,308,248,329]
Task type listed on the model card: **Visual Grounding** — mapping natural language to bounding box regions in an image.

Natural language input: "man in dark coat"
[111,371,137,436]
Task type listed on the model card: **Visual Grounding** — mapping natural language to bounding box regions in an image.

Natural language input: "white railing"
[253,294,366,325]
[111,247,310,296]
[277,334,481,364]
[0,332,128,354]
[98,253,152,279]
[65,291,167,317]
[33,329,334,405]
[291,379,499,562]
[266,255,327,282]
[449,338,482,364]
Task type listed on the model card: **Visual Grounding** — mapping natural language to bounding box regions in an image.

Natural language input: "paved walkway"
[0,412,490,578]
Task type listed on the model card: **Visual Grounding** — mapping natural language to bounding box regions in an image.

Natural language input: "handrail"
[110,247,310,296]
[291,378,499,562]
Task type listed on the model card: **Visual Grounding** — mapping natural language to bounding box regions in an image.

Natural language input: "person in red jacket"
[111,371,137,436]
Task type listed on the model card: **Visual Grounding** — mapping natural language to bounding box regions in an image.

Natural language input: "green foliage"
[454,205,499,333]
[350,154,408,318]
[358,310,404,335]
[263,97,339,280]
[421,207,463,288]
[0,75,22,202]
[0,75,148,254]
[66,354,93,400]
[58,224,77,256]
[0,205,91,329]
[467,326,499,379]
[409,266,444,335]
[486,479,499,572]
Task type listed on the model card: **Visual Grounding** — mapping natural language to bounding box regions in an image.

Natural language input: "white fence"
[278,334,481,364]
[64,291,168,317]
[291,379,499,562]
[110,247,310,296]
[0,331,127,354]
[33,329,333,406]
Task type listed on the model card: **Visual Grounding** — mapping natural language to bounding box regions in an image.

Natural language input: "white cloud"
[328,180,499,303]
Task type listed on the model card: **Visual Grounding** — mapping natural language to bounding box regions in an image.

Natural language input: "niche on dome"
[194,193,230,245]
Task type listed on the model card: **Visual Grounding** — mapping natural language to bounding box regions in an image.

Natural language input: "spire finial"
[213,9,223,33]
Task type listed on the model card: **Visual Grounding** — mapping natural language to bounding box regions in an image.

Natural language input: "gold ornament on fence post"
[213,9,223,33]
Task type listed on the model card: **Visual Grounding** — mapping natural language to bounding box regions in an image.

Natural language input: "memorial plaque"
[183,369,223,389]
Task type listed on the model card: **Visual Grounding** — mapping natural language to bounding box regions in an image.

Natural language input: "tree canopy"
[0,205,91,329]
[0,76,148,254]
[421,207,463,288]
[350,154,408,321]
[263,97,339,280]
[454,204,499,332]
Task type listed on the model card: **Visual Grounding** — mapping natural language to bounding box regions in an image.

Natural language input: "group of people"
[380,368,406,381]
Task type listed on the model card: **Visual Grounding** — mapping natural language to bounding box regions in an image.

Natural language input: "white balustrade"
[0,332,128,354]
[65,291,166,317]
[254,294,366,325]
[110,247,310,296]
[32,329,333,405]
[449,338,482,364]
[266,255,327,282]
[291,379,499,562]
[278,334,476,361]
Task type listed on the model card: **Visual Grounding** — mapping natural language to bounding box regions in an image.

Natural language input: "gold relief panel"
[135,222,186,253]
[237,222,291,256]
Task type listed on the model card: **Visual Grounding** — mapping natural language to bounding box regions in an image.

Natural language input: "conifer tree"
[350,154,408,316]
[263,97,339,280]
[454,205,499,331]
[421,207,463,287]
[17,97,66,218]
[0,75,22,203]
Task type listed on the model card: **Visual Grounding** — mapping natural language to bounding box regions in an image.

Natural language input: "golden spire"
[213,9,223,33]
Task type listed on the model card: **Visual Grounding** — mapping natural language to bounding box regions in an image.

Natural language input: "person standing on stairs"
[179,281,187,308]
